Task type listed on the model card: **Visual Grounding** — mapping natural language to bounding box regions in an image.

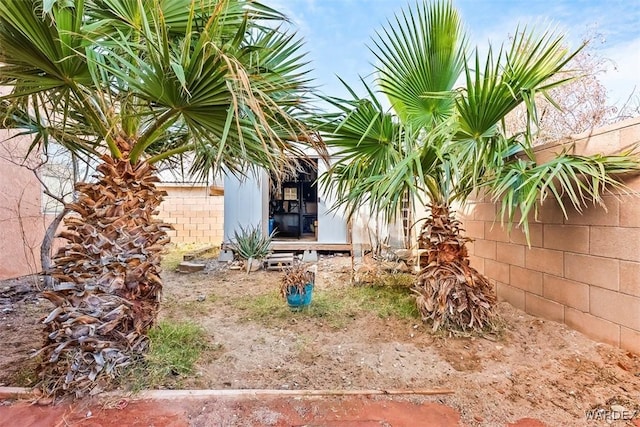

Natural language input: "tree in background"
[0,0,319,397]
[316,1,638,332]
[505,31,639,143]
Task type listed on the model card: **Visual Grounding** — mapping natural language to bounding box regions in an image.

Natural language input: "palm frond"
[455,26,576,142]
[0,0,319,176]
[315,78,416,221]
[0,0,114,154]
[486,151,639,241]
[371,0,467,127]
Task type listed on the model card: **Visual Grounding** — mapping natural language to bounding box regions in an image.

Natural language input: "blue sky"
[271,0,640,109]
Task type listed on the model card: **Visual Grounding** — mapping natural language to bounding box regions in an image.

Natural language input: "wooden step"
[176,261,206,273]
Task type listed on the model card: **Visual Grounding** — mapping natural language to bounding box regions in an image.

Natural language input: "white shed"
[223,158,352,252]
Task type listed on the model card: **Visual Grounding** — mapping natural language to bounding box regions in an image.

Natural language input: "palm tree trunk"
[414,203,496,332]
[37,140,170,397]
[40,208,68,290]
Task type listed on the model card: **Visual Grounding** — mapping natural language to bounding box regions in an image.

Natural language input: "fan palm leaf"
[372,0,467,127]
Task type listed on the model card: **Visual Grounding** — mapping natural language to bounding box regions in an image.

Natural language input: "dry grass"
[161,244,220,271]
[232,278,419,330]
[118,321,217,392]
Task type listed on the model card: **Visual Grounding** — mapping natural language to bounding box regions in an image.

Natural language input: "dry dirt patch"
[1,255,639,426]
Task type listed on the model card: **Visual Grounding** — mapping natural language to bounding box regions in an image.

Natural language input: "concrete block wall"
[461,117,640,354]
[156,184,224,245]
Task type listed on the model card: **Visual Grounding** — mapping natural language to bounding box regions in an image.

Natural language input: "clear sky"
[271,0,640,110]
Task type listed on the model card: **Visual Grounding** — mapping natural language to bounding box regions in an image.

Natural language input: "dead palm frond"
[415,204,495,331]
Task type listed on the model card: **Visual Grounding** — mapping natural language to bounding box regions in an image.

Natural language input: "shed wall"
[223,164,351,245]
[316,160,349,244]
[223,173,265,242]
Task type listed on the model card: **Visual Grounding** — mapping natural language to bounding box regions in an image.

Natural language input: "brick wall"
[461,117,640,354]
[156,184,224,245]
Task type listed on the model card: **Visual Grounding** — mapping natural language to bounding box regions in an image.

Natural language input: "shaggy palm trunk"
[414,204,496,332]
[37,140,170,397]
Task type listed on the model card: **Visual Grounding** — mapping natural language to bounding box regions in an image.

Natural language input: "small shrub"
[228,225,273,272]
[280,263,315,298]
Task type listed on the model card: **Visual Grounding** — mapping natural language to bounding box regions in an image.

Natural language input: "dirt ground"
[1,254,639,426]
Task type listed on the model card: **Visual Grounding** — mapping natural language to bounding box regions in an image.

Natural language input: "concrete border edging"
[134,388,455,400]
[0,387,454,401]
[0,387,31,399]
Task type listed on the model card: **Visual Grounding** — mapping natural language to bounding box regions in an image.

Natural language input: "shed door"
[317,160,348,243]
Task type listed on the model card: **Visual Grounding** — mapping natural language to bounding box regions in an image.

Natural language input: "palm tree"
[317,1,637,332]
[0,0,319,397]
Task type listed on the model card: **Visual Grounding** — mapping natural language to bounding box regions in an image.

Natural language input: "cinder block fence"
[156,184,224,245]
[461,117,640,354]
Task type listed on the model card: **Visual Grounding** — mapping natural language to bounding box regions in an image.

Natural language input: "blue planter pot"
[286,283,314,310]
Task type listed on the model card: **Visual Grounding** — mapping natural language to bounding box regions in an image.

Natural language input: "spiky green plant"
[230,224,273,260]
[316,0,638,332]
[229,224,274,272]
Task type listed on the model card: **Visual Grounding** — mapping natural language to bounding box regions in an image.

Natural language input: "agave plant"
[228,224,273,273]
[0,0,319,397]
[316,0,638,332]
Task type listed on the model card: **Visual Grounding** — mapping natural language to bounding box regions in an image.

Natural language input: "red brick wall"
[461,117,640,354]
